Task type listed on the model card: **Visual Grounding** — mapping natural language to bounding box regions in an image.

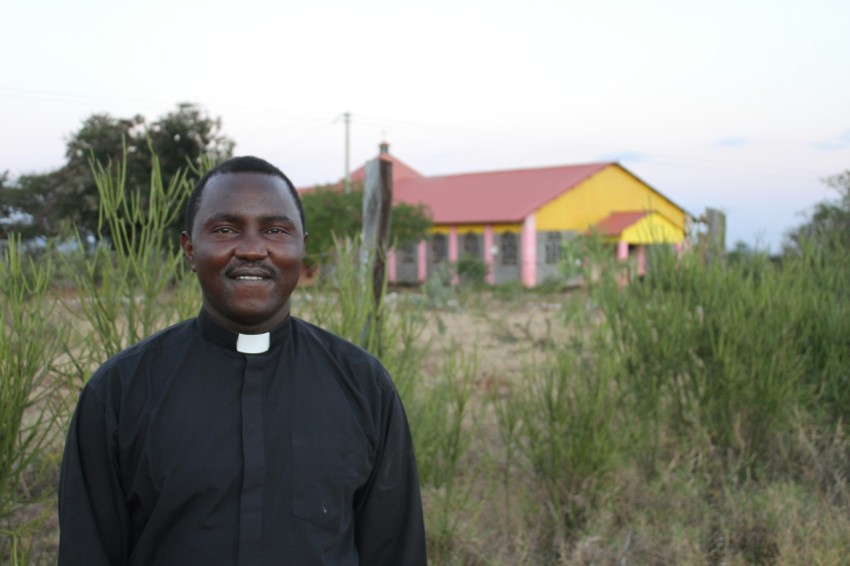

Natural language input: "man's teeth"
[236,276,264,280]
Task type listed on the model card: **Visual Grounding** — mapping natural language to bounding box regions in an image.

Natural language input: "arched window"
[432,234,448,263]
[545,232,562,264]
[463,233,480,258]
[501,232,517,266]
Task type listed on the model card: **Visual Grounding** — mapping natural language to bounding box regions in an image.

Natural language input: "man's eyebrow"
[203,213,297,225]
[204,213,241,225]
[259,215,297,225]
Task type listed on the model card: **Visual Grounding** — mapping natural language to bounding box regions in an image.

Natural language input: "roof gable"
[592,211,650,236]
[592,210,683,243]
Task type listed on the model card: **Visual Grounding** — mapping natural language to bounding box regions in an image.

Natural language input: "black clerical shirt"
[58,310,427,565]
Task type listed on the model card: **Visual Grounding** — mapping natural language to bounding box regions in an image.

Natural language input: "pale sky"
[2,0,849,251]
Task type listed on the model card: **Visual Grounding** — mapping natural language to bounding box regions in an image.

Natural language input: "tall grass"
[61,152,199,381]
[477,235,850,562]
[592,243,850,477]
[0,235,67,563]
[413,342,481,562]
[492,293,620,552]
[296,239,481,562]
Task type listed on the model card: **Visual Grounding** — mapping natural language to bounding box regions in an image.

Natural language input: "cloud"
[598,151,648,163]
[812,130,850,151]
[714,137,749,148]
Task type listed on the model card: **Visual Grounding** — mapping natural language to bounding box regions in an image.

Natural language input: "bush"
[455,255,488,286]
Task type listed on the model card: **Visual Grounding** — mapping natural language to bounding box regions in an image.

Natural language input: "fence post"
[360,158,393,350]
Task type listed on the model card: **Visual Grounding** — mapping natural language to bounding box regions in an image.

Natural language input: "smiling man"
[58,156,427,565]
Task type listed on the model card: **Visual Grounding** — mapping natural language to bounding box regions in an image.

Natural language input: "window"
[400,244,416,264]
[501,232,517,266]
[545,232,562,264]
[432,234,448,263]
[462,233,480,258]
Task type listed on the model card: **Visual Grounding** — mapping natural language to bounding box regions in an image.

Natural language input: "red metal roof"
[592,211,650,236]
[393,162,612,224]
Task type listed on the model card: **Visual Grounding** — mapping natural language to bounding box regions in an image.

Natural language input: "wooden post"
[360,158,392,350]
[703,207,727,265]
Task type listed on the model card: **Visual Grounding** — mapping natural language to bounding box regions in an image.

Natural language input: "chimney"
[379,141,389,155]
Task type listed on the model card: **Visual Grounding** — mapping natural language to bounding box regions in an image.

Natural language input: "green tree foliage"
[0,103,233,242]
[300,184,432,268]
[392,201,433,246]
[785,169,850,252]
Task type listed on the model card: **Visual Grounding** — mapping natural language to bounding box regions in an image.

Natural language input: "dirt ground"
[409,290,572,388]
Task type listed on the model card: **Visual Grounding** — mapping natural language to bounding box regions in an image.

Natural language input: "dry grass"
[6,288,850,565]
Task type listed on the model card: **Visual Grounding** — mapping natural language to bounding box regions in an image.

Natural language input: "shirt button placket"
[237,355,267,565]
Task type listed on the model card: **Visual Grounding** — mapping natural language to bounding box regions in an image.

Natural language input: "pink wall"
[417,240,427,282]
[387,248,397,282]
[483,226,495,284]
[637,245,646,276]
[448,226,459,285]
[617,240,629,260]
[521,214,537,287]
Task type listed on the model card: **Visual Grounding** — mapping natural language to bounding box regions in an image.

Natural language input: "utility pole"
[344,112,351,194]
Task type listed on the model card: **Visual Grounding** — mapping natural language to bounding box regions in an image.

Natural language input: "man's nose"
[234,232,268,260]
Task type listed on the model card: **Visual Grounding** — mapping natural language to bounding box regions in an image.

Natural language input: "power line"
[264,119,337,158]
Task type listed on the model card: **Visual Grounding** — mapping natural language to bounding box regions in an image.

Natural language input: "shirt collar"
[197,308,292,354]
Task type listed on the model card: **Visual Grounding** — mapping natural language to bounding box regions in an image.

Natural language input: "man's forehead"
[196,172,301,230]
[202,173,295,206]
[205,171,288,192]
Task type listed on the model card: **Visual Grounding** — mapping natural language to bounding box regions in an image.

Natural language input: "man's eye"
[267,227,288,235]
[213,227,235,234]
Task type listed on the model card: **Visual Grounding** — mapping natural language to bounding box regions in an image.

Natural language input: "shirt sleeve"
[58,382,131,566]
[354,384,427,565]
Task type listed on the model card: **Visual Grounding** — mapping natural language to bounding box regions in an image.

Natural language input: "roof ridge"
[418,161,614,181]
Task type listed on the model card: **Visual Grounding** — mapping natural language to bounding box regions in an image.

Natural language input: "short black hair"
[185,156,306,236]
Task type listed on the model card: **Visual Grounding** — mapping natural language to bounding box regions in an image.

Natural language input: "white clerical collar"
[236,332,270,354]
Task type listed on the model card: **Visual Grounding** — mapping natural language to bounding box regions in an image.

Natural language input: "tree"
[1,103,234,242]
[390,202,433,248]
[300,184,432,268]
[147,103,234,186]
[0,172,63,240]
[785,170,850,253]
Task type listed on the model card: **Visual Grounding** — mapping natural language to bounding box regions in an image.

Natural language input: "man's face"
[181,172,306,334]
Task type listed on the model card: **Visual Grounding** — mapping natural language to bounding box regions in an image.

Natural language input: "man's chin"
[220,303,289,332]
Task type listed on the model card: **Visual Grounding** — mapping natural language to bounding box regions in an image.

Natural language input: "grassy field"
[3,250,850,564]
[2,159,849,563]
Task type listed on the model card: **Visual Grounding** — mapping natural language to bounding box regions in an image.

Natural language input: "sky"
[2,0,849,251]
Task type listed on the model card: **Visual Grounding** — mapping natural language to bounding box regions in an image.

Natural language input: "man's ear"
[180,232,196,272]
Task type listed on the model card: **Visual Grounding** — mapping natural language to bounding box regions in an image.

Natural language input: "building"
[337,143,691,287]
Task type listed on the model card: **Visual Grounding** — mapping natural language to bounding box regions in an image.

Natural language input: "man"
[58,156,427,565]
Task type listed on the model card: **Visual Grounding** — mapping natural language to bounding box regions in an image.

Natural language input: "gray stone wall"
[395,244,419,283]
[536,230,578,283]
[426,234,450,280]
[412,229,583,287]
[492,231,521,284]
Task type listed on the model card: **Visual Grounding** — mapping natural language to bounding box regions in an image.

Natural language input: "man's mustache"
[225,262,278,279]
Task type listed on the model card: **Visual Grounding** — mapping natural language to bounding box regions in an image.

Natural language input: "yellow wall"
[535,165,688,237]
[619,212,682,244]
[428,223,521,235]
